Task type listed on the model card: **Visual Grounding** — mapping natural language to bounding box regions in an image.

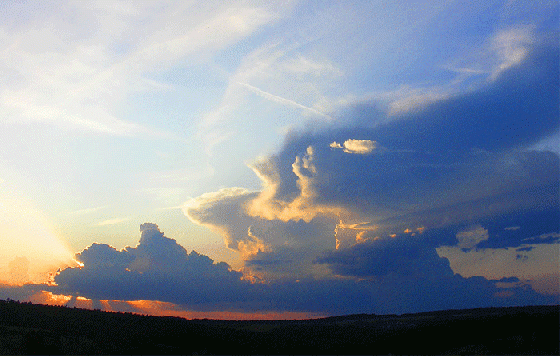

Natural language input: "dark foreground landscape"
[0,300,558,355]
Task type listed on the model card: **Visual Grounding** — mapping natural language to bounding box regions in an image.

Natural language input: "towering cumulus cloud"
[54,224,245,307]
[184,33,559,310]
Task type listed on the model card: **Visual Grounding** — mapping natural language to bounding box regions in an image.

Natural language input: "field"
[0,300,558,355]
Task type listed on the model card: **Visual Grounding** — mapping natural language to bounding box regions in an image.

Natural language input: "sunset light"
[0,0,557,326]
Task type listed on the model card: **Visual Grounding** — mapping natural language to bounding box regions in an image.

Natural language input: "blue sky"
[0,1,558,318]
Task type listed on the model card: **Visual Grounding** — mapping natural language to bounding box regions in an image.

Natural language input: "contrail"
[237,82,332,120]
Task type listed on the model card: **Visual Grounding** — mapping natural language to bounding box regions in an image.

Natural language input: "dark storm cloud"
[54,224,245,306]
[240,39,559,249]
[45,34,560,315]
[182,36,558,311]
[39,222,556,315]
[314,237,453,278]
[475,208,560,249]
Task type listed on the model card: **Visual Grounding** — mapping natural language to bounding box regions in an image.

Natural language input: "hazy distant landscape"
[0,300,557,355]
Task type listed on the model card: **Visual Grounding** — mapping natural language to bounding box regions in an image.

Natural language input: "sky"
[0,0,558,319]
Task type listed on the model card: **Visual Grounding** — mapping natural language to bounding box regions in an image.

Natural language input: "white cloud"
[529,131,560,155]
[282,55,343,77]
[0,1,279,137]
[98,217,131,226]
[197,38,345,154]
[183,187,259,252]
[385,87,451,116]
[330,139,377,154]
[69,205,109,216]
[343,139,376,154]
[238,82,333,119]
[186,39,559,284]
[247,146,344,223]
[489,26,534,80]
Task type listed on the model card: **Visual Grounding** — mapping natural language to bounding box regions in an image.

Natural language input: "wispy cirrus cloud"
[238,82,333,120]
[68,206,109,216]
[97,217,131,226]
[197,38,344,155]
[0,1,282,137]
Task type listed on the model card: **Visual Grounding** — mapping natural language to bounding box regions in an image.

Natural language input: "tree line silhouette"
[0,299,558,354]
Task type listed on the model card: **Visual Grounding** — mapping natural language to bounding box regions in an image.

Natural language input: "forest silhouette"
[0,299,558,354]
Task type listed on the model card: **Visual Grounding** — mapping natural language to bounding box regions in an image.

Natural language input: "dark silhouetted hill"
[0,299,558,355]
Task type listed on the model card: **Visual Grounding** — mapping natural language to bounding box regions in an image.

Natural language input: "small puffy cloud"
[330,139,377,154]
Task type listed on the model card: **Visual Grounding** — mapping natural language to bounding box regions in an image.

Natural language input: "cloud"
[44,222,556,315]
[0,2,557,316]
[489,26,534,80]
[0,1,281,136]
[238,82,333,120]
[184,36,559,308]
[54,223,245,306]
[455,225,489,250]
[183,185,337,280]
[197,37,345,154]
[330,139,377,154]
[184,188,260,252]
[437,240,559,295]
[315,236,453,279]
[97,217,131,226]
[331,26,551,120]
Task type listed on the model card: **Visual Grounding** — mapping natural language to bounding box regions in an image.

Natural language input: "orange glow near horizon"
[0,190,80,286]
[24,291,325,320]
[128,299,324,320]
[27,291,72,306]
